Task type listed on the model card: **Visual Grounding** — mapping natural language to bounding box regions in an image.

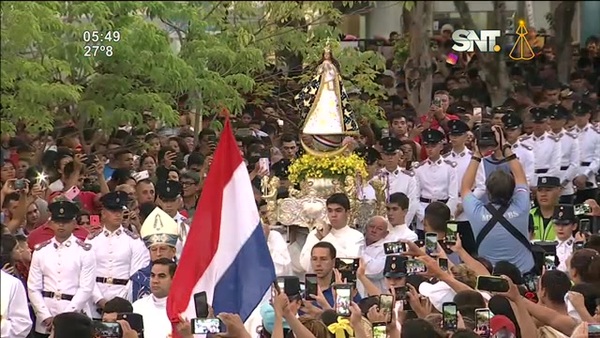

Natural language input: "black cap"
[552,204,576,225]
[448,120,470,135]
[49,200,80,222]
[355,146,381,166]
[100,191,130,211]
[156,180,183,201]
[421,128,445,145]
[379,137,401,154]
[530,107,549,122]
[501,113,523,129]
[271,159,291,179]
[384,255,407,278]
[547,104,569,120]
[537,176,560,188]
[278,276,301,297]
[572,100,592,116]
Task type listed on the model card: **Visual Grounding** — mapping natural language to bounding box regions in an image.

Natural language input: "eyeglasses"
[181,181,196,186]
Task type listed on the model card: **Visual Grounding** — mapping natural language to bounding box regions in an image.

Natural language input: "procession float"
[261,41,389,230]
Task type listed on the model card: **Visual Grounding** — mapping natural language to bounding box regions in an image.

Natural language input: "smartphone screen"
[379,294,394,323]
[405,259,426,274]
[384,242,405,255]
[446,222,458,244]
[305,274,318,300]
[473,107,482,116]
[475,308,491,337]
[372,322,387,338]
[381,128,390,138]
[579,219,591,234]
[335,258,359,283]
[544,254,557,270]
[425,233,438,255]
[523,273,539,292]
[334,285,352,316]
[394,286,408,301]
[574,204,591,216]
[589,324,600,338]
[574,241,585,251]
[92,321,122,338]
[438,258,448,271]
[442,302,458,331]
[193,291,209,318]
[277,277,285,294]
[191,318,222,334]
[476,276,509,293]
[259,157,270,176]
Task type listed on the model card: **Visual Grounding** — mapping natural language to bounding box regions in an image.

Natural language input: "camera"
[474,124,498,148]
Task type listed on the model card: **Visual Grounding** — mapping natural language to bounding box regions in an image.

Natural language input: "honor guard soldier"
[571,100,600,203]
[86,191,149,318]
[155,180,190,259]
[28,200,96,336]
[355,146,382,200]
[413,129,458,232]
[501,113,536,188]
[445,120,485,254]
[127,207,178,302]
[548,104,580,204]
[551,204,577,272]
[383,255,407,286]
[527,107,562,185]
[377,137,419,226]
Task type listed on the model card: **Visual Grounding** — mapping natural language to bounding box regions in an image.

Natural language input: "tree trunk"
[404,1,433,116]
[553,1,577,83]
[453,1,513,106]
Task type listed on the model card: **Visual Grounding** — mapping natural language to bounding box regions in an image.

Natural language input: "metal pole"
[193,91,203,149]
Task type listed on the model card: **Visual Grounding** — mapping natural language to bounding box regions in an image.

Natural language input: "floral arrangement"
[287,153,368,185]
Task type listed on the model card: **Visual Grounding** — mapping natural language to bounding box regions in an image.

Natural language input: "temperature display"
[84,45,114,57]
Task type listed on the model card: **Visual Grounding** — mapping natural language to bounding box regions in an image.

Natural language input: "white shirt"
[444,148,486,222]
[28,235,96,333]
[511,140,536,187]
[267,230,293,276]
[381,167,420,225]
[47,179,64,193]
[574,123,600,188]
[524,132,562,184]
[174,212,190,259]
[86,226,150,307]
[133,295,172,338]
[551,130,580,195]
[1,271,32,338]
[361,236,389,294]
[413,158,458,221]
[299,226,365,274]
[388,224,418,242]
[556,237,574,272]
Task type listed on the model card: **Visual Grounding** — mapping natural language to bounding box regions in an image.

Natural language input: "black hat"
[448,120,470,135]
[530,107,549,122]
[156,180,183,201]
[572,100,592,116]
[277,276,301,297]
[537,176,560,188]
[100,191,130,211]
[421,129,445,145]
[355,146,381,166]
[501,113,523,129]
[384,255,407,278]
[552,204,576,225]
[379,137,401,154]
[547,104,569,120]
[271,159,291,179]
[49,200,80,222]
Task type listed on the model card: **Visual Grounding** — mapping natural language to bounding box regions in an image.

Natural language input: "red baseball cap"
[490,315,516,336]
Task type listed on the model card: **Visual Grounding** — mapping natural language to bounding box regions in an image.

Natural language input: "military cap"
[100,191,130,211]
[572,100,592,116]
[383,255,407,278]
[379,137,402,154]
[140,207,180,248]
[547,104,569,120]
[530,107,549,122]
[271,159,291,179]
[537,176,561,188]
[49,200,80,222]
[355,146,381,166]
[447,120,470,135]
[421,128,445,145]
[501,113,523,129]
[552,204,576,225]
[156,180,183,201]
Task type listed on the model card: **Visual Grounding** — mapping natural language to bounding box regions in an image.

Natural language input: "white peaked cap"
[140,207,180,248]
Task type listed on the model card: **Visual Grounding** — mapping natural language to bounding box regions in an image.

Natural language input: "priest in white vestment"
[1,270,32,338]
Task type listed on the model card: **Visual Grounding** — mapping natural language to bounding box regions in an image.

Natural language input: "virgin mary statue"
[294,41,359,157]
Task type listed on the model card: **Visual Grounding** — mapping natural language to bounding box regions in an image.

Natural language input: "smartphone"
[84,154,97,168]
[394,286,408,301]
[544,253,557,270]
[372,322,387,338]
[446,222,458,245]
[384,242,406,255]
[92,321,122,338]
[378,294,394,323]
[425,232,438,255]
[13,179,25,190]
[381,128,390,138]
[193,291,209,318]
[473,107,483,117]
[574,203,592,216]
[405,259,426,274]
[259,157,270,176]
[475,308,491,337]
[574,241,585,251]
[333,284,352,316]
[277,277,285,293]
[432,97,442,107]
[579,219,591,234]
[335,258,359,283]
[476,276,509,293]
[271,280,281,300]
[442,302,458,331]
[438,258,449,271]
[191,318,222,334]
[64,185,81,200]
[523,273,539,292]
[133,170,150,181]
[116,313,144,334]
[590,324,600,338]
[305,273,318,300]
[277,119,284,126]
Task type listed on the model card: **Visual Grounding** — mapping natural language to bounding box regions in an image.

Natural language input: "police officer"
[28,200,96,337]
[378,137,419,226]
[527,107,562,185]
[571,100,600,203]
[547,104,580,204]
[501,113,536,188]
[86,191,149,318]
[529,176,562,241]
[551,204,577,272]
[414,129,458,230]
[155,180,189,258]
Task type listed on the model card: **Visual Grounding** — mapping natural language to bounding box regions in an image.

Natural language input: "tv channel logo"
[451,30,503,53]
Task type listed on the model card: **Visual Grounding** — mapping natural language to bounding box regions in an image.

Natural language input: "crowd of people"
[1,23,600,338]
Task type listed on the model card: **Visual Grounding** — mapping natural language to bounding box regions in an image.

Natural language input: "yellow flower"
[287,153,368,185]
